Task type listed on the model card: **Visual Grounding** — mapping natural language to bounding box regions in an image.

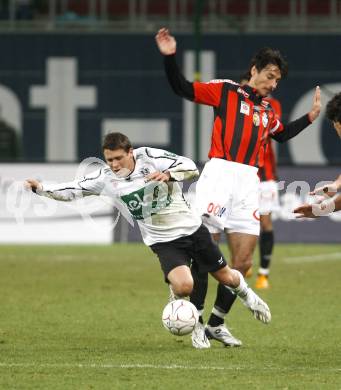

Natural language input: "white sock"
[232,270,249,297]
[211,306,226,320]
[258,267,270,276]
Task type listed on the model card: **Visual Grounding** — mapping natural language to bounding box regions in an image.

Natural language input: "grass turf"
[0,243,340,389]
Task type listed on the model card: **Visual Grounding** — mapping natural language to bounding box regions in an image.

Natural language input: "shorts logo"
[252,209,260,221]
[207,202,226,218]
[240,101,250,116]
[217,256,224,265]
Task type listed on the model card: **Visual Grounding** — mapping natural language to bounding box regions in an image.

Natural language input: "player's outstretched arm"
[155,28,176,55]
[293,194,341,218]
[24,168,105,202]
[155,28,195,101]
[310,174,341,197]
[271,86,321,143]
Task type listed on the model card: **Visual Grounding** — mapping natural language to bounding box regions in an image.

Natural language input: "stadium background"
[0,2,340,389]
[0,0,340,243]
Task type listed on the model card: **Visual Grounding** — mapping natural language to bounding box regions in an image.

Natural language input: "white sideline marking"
[0,363,340,372]
[283,252,341,264]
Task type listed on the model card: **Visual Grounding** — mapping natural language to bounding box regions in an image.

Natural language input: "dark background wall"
[0,32,339,163]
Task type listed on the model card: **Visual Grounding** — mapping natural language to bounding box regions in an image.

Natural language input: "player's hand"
[24,179,42,193]
[155,28,176,55]
[310,182,338,198]
[293,204,316,218]
[145,171,171,183]
[293,198,335,218]
[308,86,321,122]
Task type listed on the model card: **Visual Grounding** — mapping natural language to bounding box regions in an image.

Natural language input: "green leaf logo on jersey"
[120,183,172,220]
[163,152,178,158]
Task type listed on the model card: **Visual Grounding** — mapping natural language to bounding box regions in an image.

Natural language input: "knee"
[216,269,236,286]
[172,279,194,297]
[233,256,253,276]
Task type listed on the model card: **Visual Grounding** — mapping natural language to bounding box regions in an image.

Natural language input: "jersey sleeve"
[193,80,225,107]
[270,114,311,143]
[269,118,284,136]
[36,168,106,201]
[144,147,199,181]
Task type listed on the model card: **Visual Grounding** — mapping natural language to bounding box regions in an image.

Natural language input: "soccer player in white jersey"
[25,132,271,349]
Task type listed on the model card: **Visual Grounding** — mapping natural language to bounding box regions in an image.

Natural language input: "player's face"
[103,148,135,177]
[333,121,341,138]
[249,64,282,97]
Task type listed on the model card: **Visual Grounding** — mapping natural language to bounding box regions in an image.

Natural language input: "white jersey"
[37,147,202,246]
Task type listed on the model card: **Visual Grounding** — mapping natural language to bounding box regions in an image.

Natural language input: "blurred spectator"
[0,118,21,160]
[16,0,33,20]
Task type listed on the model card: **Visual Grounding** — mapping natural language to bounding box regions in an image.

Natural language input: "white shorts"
[195,158,260,236]
[259,180,280,215]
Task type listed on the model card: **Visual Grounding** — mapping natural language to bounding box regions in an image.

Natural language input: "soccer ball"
[162,299,199,336]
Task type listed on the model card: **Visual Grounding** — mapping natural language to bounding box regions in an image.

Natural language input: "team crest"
[253,112,260,126]
[240,101,250,115]
[139,167,150,176]
[262,112,268,127]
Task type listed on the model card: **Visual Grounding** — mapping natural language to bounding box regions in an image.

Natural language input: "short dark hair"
[247,47,288,79]
[102,132,132,152]
[326,92,341,123]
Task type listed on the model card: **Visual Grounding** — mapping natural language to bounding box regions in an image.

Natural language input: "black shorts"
[150,224,227,278]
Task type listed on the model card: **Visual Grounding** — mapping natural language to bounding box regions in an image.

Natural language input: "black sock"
[207,284,237,327]
[207,313,224,327]
[259,230,274,270]
[190,265,208,312]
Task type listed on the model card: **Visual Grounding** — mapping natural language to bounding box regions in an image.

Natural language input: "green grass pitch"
[0,243,340,389]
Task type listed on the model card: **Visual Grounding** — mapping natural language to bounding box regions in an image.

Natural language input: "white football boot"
[191,322,211,349]
[238,287,271,324]
[205,324,242,347]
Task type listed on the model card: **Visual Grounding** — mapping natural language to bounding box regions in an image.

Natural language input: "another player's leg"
[205,232,259,345]
[167,264,210,349]
[205,283,242,347]
[190,230,221,324]
[167,265,194,297]
[151,242,210,348]
[256,214,274,289]
[211,266,271,324]
[190,261,209,324]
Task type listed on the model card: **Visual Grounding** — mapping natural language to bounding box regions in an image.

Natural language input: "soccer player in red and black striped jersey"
[156,28,321,348]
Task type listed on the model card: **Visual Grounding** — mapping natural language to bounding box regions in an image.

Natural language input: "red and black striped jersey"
[258,96,282,181]
[259,139,277,181]
[193,80,285,168]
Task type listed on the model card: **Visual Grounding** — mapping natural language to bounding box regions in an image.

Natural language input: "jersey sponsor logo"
[240,101,250,116]
[253,112,260,127]
[237,87,250,99]
[261,99,270,108]
[120,184,172,220]
[207,78,239,86]
[207,202,226,218]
